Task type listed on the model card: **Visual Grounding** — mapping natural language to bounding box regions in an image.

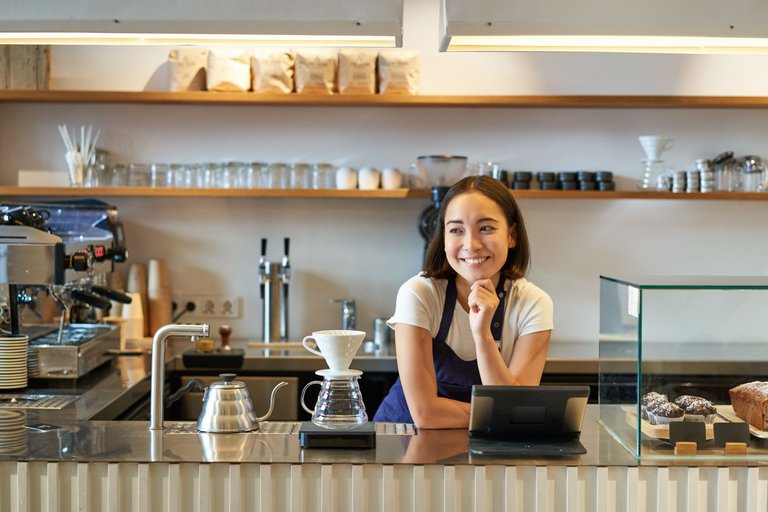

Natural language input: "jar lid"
[210,373,245,389]
[713,151,734,164]
[743,155,763,173]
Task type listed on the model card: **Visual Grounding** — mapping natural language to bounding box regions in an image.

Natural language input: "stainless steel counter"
[8,336,761,430]
[4,405,768,466]
[1,355,152,425]
[0,406,631,465]
[5,350,768,512]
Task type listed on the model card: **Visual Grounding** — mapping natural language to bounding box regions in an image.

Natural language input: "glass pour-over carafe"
[637,135,674,191]
[638,159,672,191]
[300,372,368,429]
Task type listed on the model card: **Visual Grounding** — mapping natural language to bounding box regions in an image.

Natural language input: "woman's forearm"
[474,331,551,386]
[474,333,521,385]
[409,397,471,429]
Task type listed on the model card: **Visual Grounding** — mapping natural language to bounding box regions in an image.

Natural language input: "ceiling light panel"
[0,0,403,47]
[440,0,768,53]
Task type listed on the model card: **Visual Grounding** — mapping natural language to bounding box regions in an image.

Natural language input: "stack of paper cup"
[121,292,145,343]
[126,263,149,337]
[0,335,29,389]
[108,270,127,317]
[147,259,173,336]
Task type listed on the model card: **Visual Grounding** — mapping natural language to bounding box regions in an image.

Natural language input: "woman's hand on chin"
[468,278,499,338]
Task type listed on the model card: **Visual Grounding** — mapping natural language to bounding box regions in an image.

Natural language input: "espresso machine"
[0,200,130,379]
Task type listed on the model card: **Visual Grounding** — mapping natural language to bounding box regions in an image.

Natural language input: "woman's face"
[443,191,515,286]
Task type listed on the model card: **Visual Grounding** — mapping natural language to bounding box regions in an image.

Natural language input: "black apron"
[373,277,509,423]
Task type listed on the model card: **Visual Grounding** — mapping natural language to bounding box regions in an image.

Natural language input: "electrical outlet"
[174,295,240,319]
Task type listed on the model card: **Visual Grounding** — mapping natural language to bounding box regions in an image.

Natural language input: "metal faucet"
[149,323,210,431]
[331,299,356,330]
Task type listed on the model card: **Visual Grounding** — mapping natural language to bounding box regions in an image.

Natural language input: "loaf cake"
[729,381,768,430]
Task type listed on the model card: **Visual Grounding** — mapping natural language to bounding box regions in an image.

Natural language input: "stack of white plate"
[0,335,29,389]
[0,410,27,455]
[26,347,39,378]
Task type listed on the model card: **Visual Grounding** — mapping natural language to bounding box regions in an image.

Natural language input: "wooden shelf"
[2,90,768,108]
[0,186,427,198]
[2,186,767,201]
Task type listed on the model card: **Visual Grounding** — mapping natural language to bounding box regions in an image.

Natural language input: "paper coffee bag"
[168,48,207,91]
[295,50,337,94]
[207,48,251,92]
[338,49,377,95]
[251,49,295,94]
[377,49,419,95]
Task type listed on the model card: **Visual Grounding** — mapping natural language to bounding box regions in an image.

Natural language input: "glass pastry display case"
[598,275,768,460]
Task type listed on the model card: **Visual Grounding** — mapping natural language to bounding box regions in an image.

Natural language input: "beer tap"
[258,238,268,300]
[279,237,290,341]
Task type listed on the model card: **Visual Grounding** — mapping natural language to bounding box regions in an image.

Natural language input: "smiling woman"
[374,176,553,429]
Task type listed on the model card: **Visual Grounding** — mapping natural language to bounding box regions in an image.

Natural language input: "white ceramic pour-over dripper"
[639,135,675,161]
[301,330,366,372]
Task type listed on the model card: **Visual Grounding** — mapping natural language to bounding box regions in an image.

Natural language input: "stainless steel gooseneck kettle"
[197,374,287,433]
[167,373,287,433]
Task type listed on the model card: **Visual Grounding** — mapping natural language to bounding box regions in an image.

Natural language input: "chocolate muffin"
[641,392,668,420]
[646,399,670,425]
[650,402,684,425]
[674,395,704,410]
[683,398,717,423]
[643,392,668,406]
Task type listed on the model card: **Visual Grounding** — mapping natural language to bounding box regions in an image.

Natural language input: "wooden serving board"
[622,406,721,440]
[716,405,768,439]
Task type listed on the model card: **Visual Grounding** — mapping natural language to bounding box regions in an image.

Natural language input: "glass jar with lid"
[742,156,765,192]
[713,151,741,192]
[310,163,335,189]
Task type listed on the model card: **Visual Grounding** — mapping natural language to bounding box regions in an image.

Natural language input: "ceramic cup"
[358,167,381,190]
[381,167,403,189]
[301,329,366,371]
[336,167,358,190]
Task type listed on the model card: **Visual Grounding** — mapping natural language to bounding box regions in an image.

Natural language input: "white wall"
[3,0,768,354]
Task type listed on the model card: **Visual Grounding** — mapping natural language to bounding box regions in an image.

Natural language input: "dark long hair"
[423,176,530,280]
